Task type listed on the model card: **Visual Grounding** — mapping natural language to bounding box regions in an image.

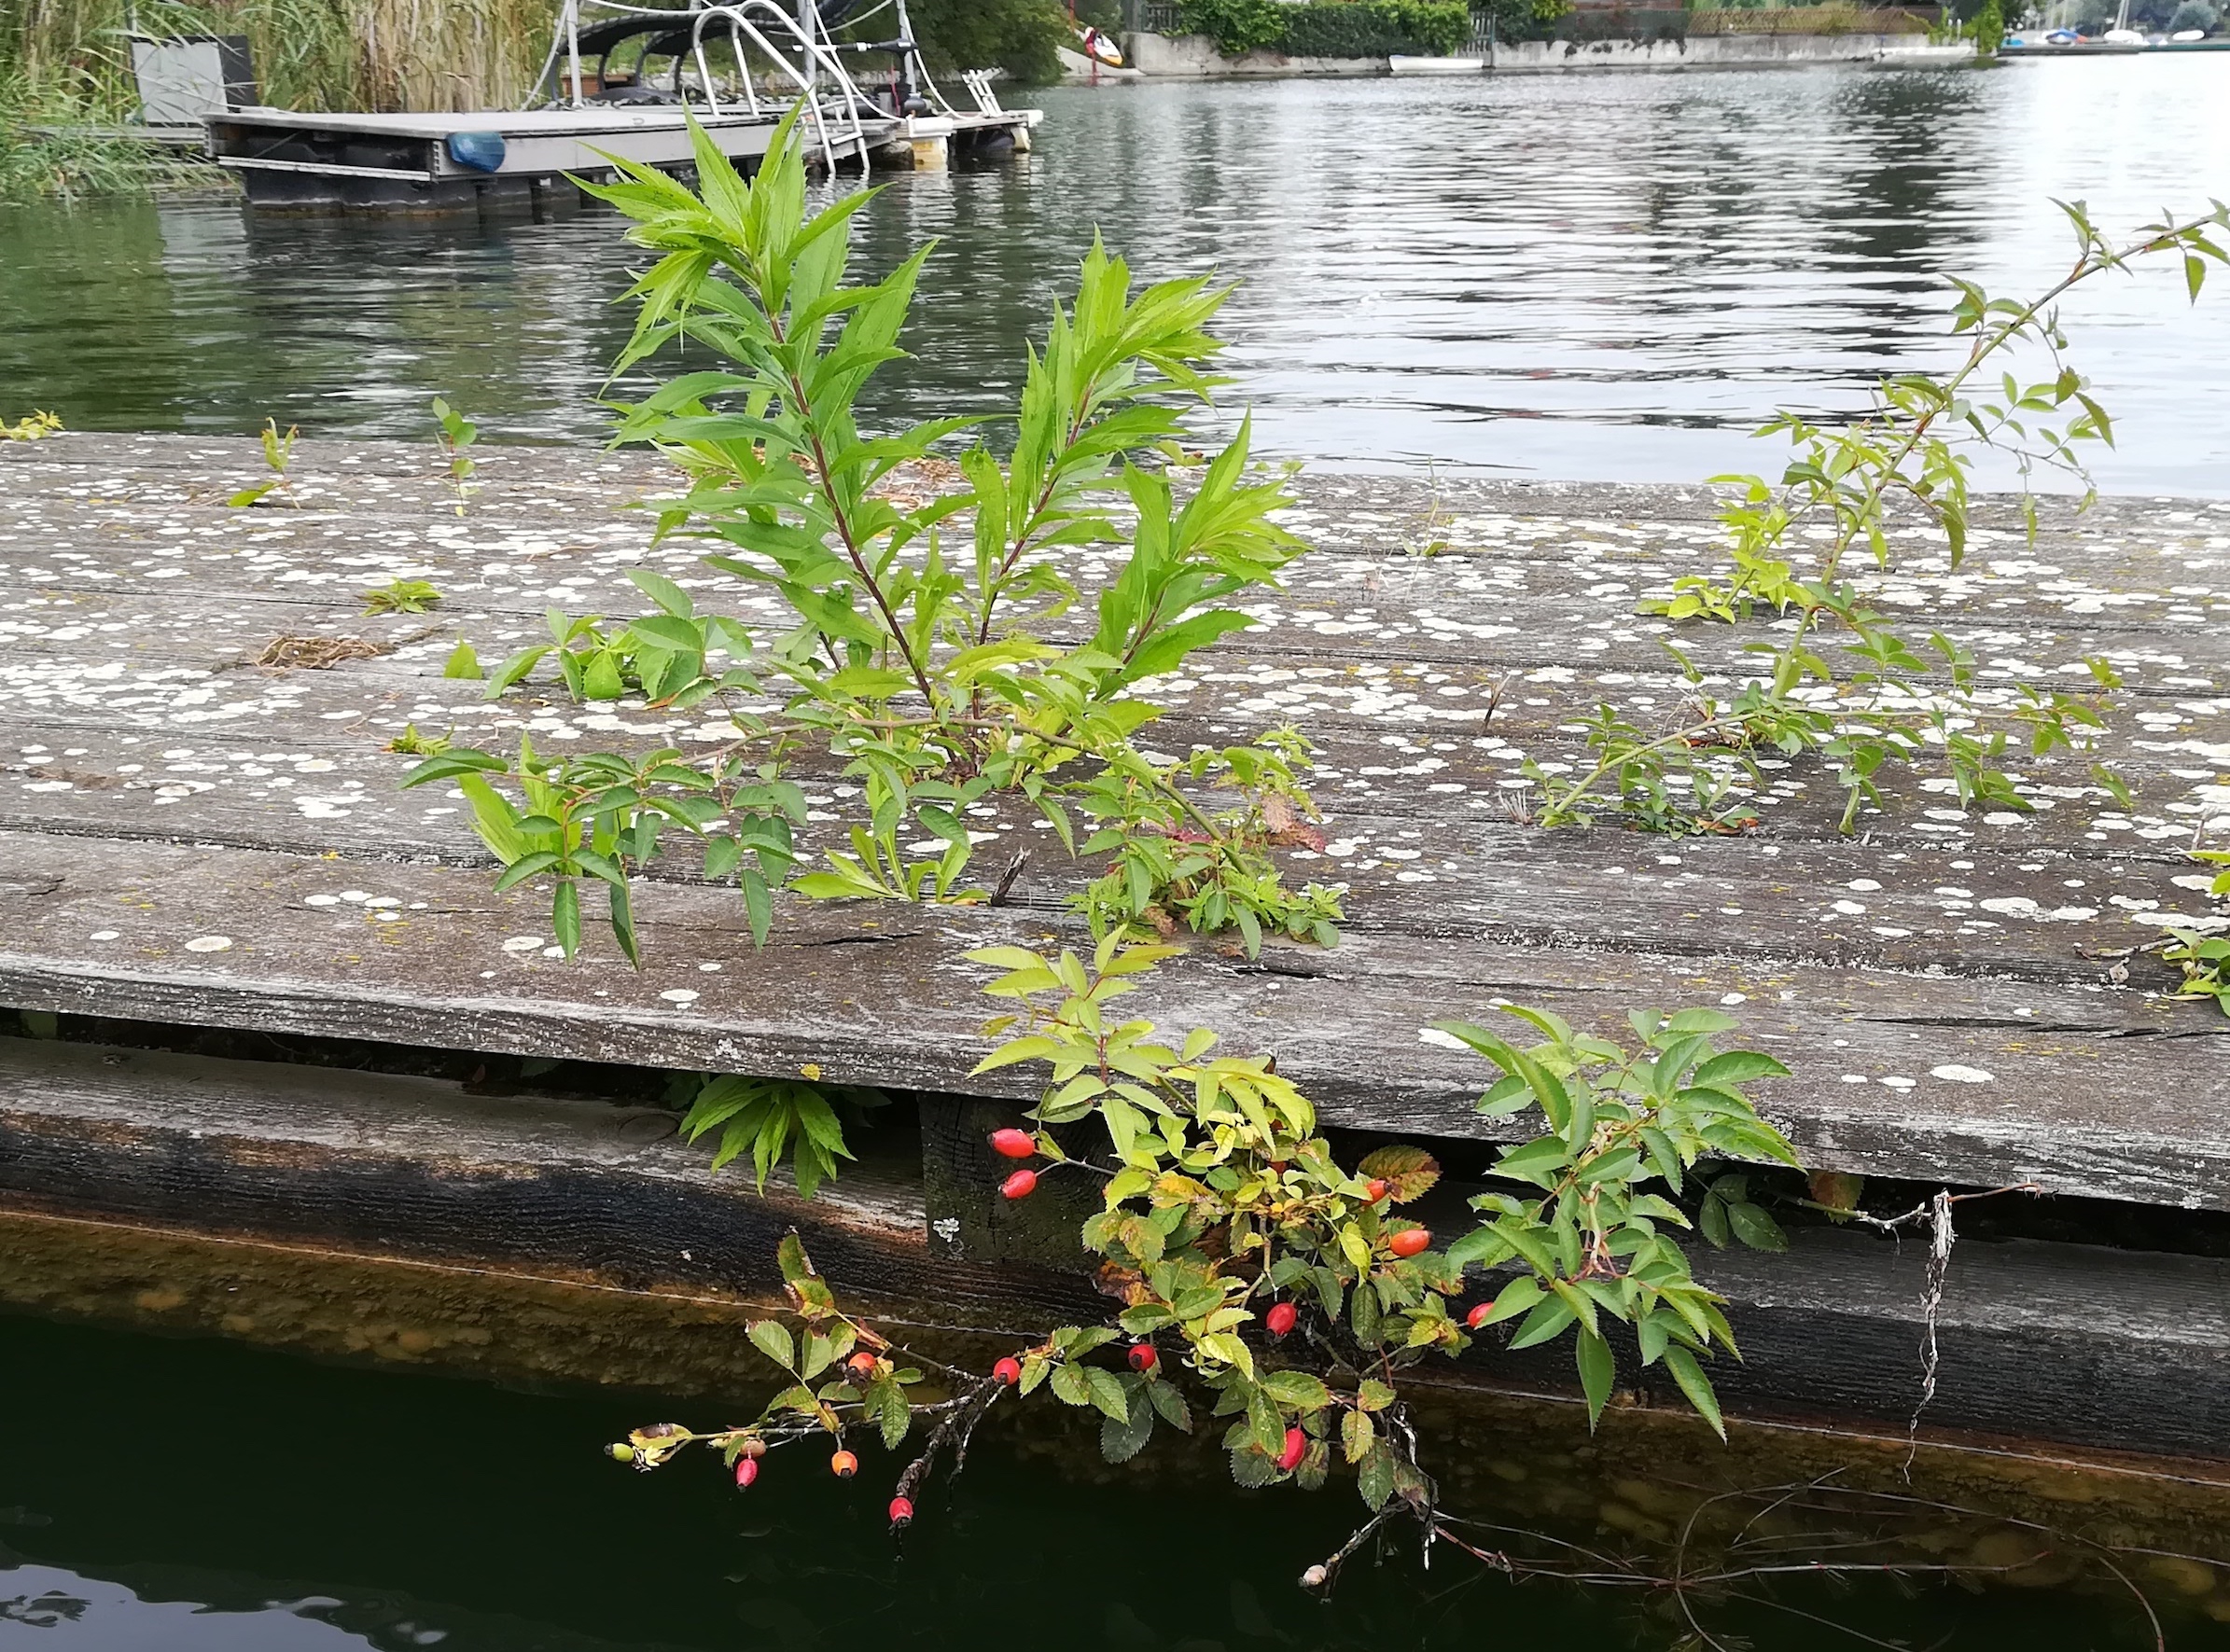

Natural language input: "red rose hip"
[1365,1178,1390,1202]
[1277,1426,1306,1472]
[1000,1168,1038,1201]
[989,1128,1036,1159]
[888,1495,914,1528]
[1387,1228,1431,1258]
[846,1351,879,1379]
[734,1456,759,1489]
[993,1356,1023,1386]
[1265,1301,1298,1338]
[1466,1300,1496,1329]
[1126,1342,1159,1374]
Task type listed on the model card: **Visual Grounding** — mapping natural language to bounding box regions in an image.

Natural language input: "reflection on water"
[2,60,2227,489]
[2,1311,2221,1652]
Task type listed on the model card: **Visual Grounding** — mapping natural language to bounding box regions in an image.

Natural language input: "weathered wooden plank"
[0,1033,1092,1328]
[9,479,2226,668]
[2,744,2215,985]
[3,831,2225,1209]
[3,649,2218,881]
[5,563,2223,857]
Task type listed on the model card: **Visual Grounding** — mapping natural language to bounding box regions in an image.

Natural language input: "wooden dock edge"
[6,1030,2228,1468]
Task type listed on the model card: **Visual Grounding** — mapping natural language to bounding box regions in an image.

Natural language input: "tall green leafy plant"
[409,110,1342,972]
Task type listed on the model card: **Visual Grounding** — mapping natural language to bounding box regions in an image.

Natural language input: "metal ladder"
[956,69,1003,115]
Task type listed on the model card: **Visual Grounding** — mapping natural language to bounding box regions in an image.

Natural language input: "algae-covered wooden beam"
[7,1032,2230,1459]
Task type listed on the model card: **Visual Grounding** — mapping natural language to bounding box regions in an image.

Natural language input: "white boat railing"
[687,2,873,171]
[528,0,880,173]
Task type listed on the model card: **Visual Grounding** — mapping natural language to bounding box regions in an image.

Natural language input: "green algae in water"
[0,1312,2223,1652]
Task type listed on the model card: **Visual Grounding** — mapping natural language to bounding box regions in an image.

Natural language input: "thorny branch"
[1301,1468,2197,1652]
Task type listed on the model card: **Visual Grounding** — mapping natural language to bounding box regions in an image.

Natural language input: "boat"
[1076,24,1123,66]
[202,0,1041,212]
[1998,32,2146,51]
[1387,54,1486,73]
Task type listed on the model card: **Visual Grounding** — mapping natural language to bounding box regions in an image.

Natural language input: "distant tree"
[2167,0,2219,27]
[905,0,1075,81]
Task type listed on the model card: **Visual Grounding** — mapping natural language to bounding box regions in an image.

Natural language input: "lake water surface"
[4,59,2230,490]
[1,1312,2220,1652]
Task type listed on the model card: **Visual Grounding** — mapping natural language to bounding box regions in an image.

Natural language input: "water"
[1,1311,2221,1652]
[5,60,2230,490]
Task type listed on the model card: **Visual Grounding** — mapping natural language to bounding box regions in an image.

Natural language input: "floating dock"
[203,104,1038,211]
[206,104,883,211]
[1,433,2226,1460]
[198,0,1040,211]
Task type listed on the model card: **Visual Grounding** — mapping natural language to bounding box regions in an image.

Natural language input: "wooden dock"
[5,433,2226,1191]
[2,431,2228,1454]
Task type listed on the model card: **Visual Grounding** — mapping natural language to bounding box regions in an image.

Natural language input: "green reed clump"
[0,89,223,203]
[2,0,566,200]
[3,0,564,126]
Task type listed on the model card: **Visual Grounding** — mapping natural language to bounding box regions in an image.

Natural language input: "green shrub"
[2167,0,2219,29]
[1178,0,1473,57]
[1967,0,2004,49]
[1177,0,1291,54]
[1283,0,1474,54]
[902,0,1076,83]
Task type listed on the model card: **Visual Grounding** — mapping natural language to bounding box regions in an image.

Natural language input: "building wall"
[1120,29,1972,74]
[1489,33,1971,67]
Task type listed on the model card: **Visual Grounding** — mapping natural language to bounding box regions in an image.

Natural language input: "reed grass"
[3,0,565,121]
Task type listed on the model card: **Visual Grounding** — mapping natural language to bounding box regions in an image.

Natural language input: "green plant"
[432,396,479,515]
[2,410,63,441]
[889,0,1078,81]
[1282,0,1473,55]
[972,939,1794,1441]
[0,88,223,202]
[1176,0,1290,54]
[608,1235,936,1472]
[681,1074,885,1196]
[383,723,453,756]
[227,418,299,508]
[3,0,559,127]
[2167,0,2219,31]
[1530,201,2230,837]
[2164,929,2229,1016]
[406,111,1339,980]
[615,945,1798,1588]
[1967,0,2005,51]
[362,578,442,615]
[1178,0,1472,56]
